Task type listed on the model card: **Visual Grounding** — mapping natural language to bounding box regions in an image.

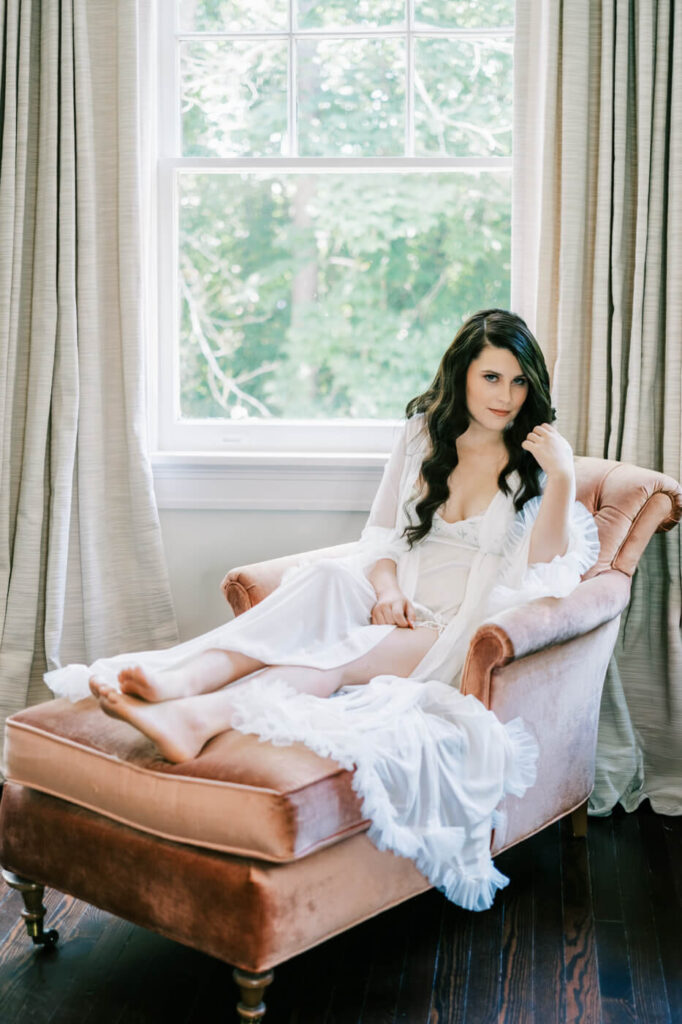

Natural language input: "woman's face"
[464,344,529,433]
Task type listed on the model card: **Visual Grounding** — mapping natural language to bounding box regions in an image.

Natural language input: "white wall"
[159,509,366,641]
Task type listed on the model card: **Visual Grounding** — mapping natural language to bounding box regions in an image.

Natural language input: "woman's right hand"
[371,588,416,629]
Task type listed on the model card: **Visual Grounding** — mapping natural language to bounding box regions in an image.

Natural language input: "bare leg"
[91,649,265,703]
[93,626,438,763]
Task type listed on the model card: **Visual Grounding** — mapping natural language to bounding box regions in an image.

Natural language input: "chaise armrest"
[460,568,631,705]
[222,543,360,615]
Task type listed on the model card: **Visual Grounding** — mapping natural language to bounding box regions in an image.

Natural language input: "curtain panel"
[0,0,178,753]
[512,0,682,813]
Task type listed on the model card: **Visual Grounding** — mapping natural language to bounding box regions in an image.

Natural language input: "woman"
[45,308,599,909]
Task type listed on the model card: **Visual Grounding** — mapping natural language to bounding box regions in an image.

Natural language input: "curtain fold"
[0,0,178,752]
[512,0,682,813]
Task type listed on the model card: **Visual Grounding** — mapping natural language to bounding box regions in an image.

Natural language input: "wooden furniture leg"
[1,869,59,947]
[233,968,275,1022]
[570,799,589,838]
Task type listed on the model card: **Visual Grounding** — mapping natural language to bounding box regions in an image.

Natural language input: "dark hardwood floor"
[0,802,680,1023]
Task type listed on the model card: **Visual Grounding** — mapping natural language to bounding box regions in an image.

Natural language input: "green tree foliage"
[176,0,512,421]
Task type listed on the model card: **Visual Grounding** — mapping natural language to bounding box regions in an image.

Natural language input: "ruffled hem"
[502,716,540,797]
[229,674,539,912]
[44,664,94,702]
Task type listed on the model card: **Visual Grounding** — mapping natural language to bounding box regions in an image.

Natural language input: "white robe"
[43,415,600,911]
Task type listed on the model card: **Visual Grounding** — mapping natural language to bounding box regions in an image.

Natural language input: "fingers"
[371,598,416,628]
[523,422,558,447]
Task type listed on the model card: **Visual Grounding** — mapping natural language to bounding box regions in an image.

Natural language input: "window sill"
[151,451,387,511]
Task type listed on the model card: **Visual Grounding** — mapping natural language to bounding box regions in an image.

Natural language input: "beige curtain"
[512,0,682,813]
[0,0,178,755]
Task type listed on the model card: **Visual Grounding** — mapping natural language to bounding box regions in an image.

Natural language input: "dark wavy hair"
[403,308,555,547]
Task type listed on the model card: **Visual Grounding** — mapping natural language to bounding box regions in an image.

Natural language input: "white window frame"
[152,2,512,508]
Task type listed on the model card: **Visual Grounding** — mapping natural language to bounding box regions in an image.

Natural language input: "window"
[156,0,513,456]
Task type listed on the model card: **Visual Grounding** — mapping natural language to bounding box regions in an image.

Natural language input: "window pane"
[178,171,510,420]
[414,37,512,157]
[178,0,288,32]
[297,38,405,157]
[297,0,405,30]
[414,0,514,29]
[181,40,288,157]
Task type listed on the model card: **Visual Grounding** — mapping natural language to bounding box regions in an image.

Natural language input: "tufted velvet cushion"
[3,697,368,862]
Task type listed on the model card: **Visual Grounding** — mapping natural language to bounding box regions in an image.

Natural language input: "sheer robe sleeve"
[355,418,418,571]
[486,487,601,614]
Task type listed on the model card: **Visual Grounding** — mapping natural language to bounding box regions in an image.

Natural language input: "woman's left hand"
[521,423,574,479]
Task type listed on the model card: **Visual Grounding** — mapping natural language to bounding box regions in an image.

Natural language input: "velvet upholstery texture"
[4,698,367,861]
[0,783,428,972]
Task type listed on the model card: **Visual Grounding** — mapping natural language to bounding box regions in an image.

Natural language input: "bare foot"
[118,665,191,702]
[95,684,209,762]
[89,675,108,699]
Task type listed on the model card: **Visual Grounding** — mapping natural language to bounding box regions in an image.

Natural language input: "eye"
[483,373,499,382]
[514,377,528,386]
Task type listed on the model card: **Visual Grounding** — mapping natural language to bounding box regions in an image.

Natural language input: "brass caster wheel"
[1,869,59,949]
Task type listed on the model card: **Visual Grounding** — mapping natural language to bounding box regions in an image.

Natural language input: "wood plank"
[392,889,444,1024]
[460,862,504,1024]
[533,822,566,1024]
[93,925,201,1024]
[661,810,682,910]
[358,899,415,1024]
[592,921,637,1024]
[587,813,636,1024]
[322,912,376,1024]
[429,898,471,1024]
[182,953,234,1024]
[588,814,623,922]
[260,926,354,1024]
[48,902,137,1024]
[560,817,602,1024]
[0,889,87,1024]
[637,806,681,1023]
[498,838,534,1024]
[612,808,671,1024]
[0,879,27,944]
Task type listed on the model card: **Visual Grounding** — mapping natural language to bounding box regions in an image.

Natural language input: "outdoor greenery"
[176,0,513,420]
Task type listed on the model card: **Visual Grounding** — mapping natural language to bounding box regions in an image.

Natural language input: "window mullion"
[406,0,414,157]
[289,0,297,157]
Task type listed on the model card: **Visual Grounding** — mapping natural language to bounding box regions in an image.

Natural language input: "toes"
[89,676,104,698]
[96,684,119,706]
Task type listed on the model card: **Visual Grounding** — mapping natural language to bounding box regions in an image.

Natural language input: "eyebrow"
[480,368,528,377]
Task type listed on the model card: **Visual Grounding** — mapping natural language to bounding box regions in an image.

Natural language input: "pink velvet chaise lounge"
[1,455,680,1022]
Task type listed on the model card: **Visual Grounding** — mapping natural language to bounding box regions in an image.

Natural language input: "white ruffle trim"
[503,716,542,797]
[228,674,539,912]
[44,663,95,701]
[488,497,601,612]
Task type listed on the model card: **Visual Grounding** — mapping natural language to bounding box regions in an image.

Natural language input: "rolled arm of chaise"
[221,542,361,615]
[460,569,632,706]
[464,569,633,851]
